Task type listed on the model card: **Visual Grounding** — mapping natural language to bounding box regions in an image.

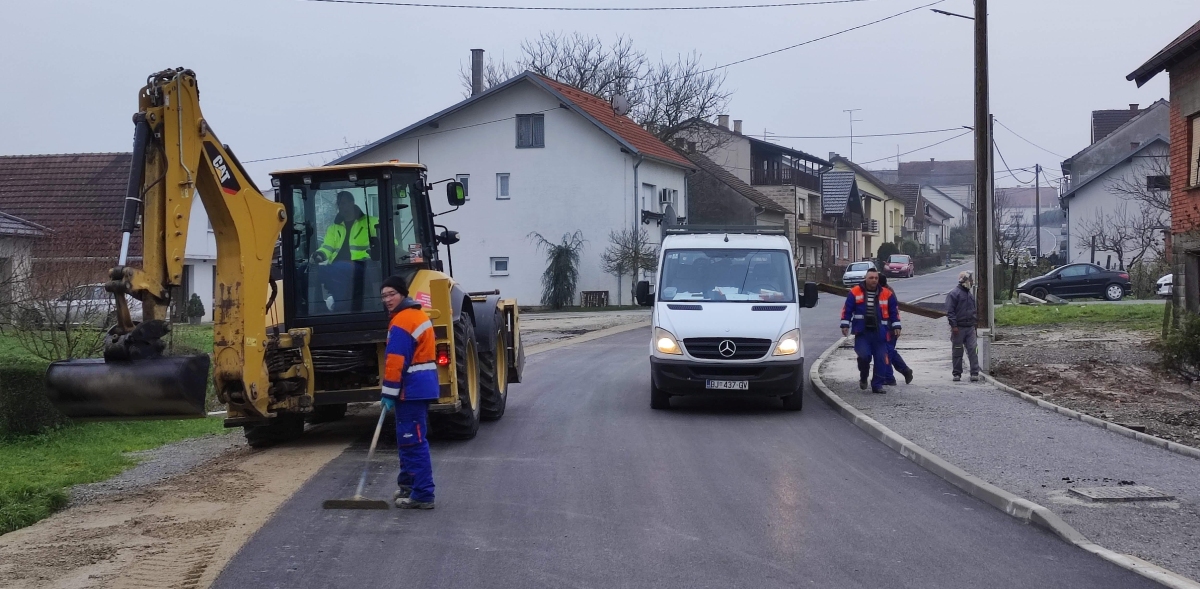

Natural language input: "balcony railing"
[862,219,880,234]
[797,220,837,239]
[751,166,821,191]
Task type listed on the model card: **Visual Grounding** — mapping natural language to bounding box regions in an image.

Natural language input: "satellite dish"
[663,203,678,226]
[611,94,632,116]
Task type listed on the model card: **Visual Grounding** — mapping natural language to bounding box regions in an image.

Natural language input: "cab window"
[290,179,384,316]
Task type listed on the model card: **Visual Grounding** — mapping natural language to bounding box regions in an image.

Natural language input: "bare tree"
[993,190,1036,298]
[462,33,731,141]
[599,228,658,305]
[1104,154,1171,220]
[1077,202,1164,271]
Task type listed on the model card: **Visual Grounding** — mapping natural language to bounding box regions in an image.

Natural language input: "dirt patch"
[992,326,1200,446]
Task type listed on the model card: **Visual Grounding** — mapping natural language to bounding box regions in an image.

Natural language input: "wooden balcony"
[751,167,821,191]
[797,220,837,239]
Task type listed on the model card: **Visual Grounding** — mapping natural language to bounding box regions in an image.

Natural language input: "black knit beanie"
[381,275,409,297]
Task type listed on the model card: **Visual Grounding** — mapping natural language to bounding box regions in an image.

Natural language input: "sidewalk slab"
[817,313,1200,585]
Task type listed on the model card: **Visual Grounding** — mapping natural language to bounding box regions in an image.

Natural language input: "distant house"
[829,155,905,259]
[874,159,975,228]
[1127,19,1200,312]
[0,211,46,322]
[677,117,833,268]
[677,148,789,228]
[819,171,865,265]
[890,183,950,251]
[994,186,1065,257]
[920,184,973,228]
[0,153,219,322]
[1058,100,1170,267]
[329,70,692,306]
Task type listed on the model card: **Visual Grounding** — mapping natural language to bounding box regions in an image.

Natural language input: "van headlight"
[773,329,801,356]
[655,328,682,355]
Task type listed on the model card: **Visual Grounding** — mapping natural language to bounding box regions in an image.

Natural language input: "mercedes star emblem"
[718,340,737,358]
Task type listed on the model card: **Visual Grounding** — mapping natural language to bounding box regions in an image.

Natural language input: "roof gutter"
[633,153,644,236]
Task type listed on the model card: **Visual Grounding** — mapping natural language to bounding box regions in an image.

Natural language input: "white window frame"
[497,173,510,200]
[641,183,656,212]
[457,174,470,200]
[490,257,510,276]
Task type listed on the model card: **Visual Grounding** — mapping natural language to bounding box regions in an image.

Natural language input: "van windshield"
[658,249,794,302]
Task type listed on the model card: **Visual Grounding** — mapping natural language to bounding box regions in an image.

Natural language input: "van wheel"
[781,389,803,411]
[650,382,671,410]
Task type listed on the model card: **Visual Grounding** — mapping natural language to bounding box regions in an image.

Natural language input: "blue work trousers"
[320,261,366,313]
[854,328,891,390]
[395,400,435,503]
[886,338,909,381]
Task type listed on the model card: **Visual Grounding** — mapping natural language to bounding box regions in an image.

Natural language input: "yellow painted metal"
[272,162,426,175]
[131,70,288,419]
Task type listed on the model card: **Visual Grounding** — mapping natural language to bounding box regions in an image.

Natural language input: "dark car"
[1015,263,1131,301]
[882,254,914,278]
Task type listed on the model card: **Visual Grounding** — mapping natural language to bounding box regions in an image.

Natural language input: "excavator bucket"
[45,354,211,420]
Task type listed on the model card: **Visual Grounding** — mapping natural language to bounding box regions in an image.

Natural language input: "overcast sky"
[1,0,1196,191]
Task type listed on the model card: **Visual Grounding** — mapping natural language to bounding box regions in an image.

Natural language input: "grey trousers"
[951,326,980,376]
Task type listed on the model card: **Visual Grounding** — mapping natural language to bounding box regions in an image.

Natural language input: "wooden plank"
[813,282,947,319]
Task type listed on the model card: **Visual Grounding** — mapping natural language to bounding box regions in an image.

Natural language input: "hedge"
[0,363,65,437]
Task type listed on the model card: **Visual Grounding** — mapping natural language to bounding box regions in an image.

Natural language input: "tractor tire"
[430,315,482,440]
[479,325,509,422]
[243,413,305,448]
[307,403,348,424]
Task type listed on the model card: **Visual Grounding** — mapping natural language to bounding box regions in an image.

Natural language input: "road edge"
[981,373,1200,461]
[808,337,1200,589]
[525,320,649,357]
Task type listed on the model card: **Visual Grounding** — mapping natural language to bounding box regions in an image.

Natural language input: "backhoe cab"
[44,68,522,446]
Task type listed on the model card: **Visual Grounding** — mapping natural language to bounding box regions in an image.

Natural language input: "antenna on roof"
[611,94,631,117]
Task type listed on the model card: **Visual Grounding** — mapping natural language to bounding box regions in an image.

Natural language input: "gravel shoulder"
[818,313,1200,583]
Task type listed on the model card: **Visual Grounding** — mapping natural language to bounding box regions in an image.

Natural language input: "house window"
[456,174,470,200]
[641,183,656,211]
[516,114,545,148]
[1191,115,1200,186]
[497,173,510,200]
[798,198,807,220]
[1147,175,1170,191]
[659,188,678,211]
[490,257,509,276]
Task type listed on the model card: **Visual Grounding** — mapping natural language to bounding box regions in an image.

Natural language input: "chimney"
[1129,103,1139,112]
[718,115,730,129]
[829,152,838,161]
[733,120,743,135]
[930,158,935,162]
[471,49,484,97]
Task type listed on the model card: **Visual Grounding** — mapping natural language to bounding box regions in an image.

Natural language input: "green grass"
[0,417,227,535]
[995,303,1165,331]
[0,330,41,366]
[167,324,214,354]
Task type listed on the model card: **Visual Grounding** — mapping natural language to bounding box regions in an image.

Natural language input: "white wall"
[921,186,969,228]
[184,193,217,321]
[346,80,687,306]
[0,236,34,314]
[1066,143,1169,267]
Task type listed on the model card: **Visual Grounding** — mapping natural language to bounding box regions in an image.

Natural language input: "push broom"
[323,408,391,509]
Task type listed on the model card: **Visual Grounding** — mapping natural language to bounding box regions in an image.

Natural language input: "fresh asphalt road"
[887,260,974,303]
[214,266,1158,589]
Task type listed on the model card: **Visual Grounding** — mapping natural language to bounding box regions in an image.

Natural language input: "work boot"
[884,378,897,386]
[952,375,961,382]
[395,497,435,510]
[872,388,886,394]
[393,486,412,501]
[902,369,914,384]
[969,374,980,382]
[859,379,868,390]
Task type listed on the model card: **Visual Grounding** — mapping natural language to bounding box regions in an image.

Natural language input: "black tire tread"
[479,330,507,421]
[650,382,670,410]
[306,403,347,424]
[429,316,481,440]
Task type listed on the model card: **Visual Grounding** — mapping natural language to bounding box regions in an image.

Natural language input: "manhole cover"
[1067,486,1175,502]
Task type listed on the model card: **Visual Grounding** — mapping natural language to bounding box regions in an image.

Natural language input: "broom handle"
[355,408,388,499]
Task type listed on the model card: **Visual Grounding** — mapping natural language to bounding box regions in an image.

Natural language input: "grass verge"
[995,303,1164,331]
[0,417,227,535]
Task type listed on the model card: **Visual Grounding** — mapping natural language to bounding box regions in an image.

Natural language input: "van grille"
[683,337,772,360]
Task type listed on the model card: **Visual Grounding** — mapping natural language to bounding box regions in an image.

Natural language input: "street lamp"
[935,0,993,371]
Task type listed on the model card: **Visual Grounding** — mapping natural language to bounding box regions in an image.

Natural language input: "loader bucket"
[45,354,211,420]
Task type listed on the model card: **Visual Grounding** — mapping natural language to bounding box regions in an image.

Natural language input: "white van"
[638,227,818,411]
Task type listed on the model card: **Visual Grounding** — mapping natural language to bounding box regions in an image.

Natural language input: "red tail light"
[436,343,451,366]
[1119,273,1130,280]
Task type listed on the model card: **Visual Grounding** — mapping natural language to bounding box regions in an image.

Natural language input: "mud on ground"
[992,326,1200,447]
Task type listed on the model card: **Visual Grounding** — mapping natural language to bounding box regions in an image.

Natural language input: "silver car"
[842,261,877,287]
[34,283,143,328]
[1157,274,1173,298]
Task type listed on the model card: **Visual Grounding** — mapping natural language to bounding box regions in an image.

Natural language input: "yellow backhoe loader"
[45,68,523,446]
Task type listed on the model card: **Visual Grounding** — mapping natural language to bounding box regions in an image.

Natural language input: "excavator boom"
[46,69,297,420]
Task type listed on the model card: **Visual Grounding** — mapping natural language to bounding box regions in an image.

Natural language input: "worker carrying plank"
[840,268,902,394]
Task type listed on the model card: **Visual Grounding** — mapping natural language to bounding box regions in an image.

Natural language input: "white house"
[1059,100,1170,267]
[182,196,217,322]
[328,71,692,306]
[920,185,972,228]
[0,212,46,321]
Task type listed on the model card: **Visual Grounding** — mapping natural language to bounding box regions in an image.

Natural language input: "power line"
[856,129,971,165]
[767,126,965,139]
[300,0,879,9]
[994,119,1067,159]
[993,138,1036,184]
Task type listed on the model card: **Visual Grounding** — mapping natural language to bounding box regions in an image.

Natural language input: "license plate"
[706,380,749,390]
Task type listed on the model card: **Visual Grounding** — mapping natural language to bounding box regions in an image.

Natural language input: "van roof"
[661,233,792,250]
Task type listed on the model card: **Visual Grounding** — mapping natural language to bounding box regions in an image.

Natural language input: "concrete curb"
[525,321,650,357]
[809,337,1200,589]
[981,374,1200,461]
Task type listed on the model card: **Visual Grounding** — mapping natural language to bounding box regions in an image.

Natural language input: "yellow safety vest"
[317,215,379,262]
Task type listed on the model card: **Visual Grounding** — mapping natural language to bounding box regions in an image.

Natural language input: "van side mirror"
[801,281,818,308]
[635,281,653,306]
[446,181,466,207]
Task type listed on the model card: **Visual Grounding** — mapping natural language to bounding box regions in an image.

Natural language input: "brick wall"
[1169,52,1200,233]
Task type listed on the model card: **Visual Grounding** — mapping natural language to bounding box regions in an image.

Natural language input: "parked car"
[22,283,143,329]
[842,261,877,287]
[1157,273,1173,298]
[882,254,914,278]
[1015,264,1131,301]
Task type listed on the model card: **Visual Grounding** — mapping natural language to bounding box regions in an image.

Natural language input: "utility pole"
[844,109,862,160]
[973,0,992,369]
[1035,164,1042,258]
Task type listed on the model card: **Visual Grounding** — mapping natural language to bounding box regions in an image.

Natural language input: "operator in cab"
[379,275,437,510]
[310,191,379,312]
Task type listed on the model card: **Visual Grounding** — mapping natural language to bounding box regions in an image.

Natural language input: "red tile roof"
[0,153,139,259]
[535,76,692,168]
[1128,20,1200,86]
